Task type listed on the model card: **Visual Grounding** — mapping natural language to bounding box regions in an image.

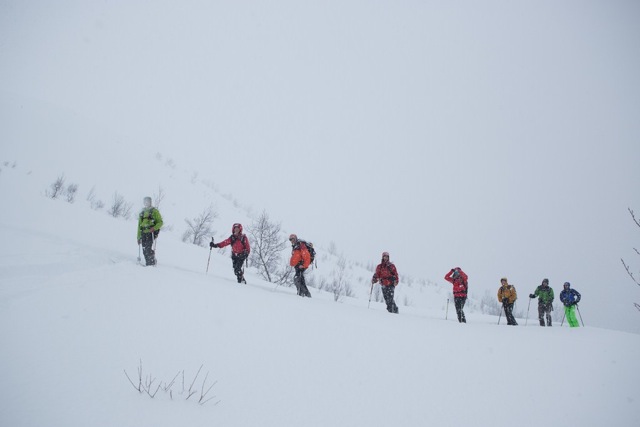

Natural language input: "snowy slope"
[1,147,639,427]
[0,92,460,311]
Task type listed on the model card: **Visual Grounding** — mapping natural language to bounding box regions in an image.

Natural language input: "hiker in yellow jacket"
[497,277,518,325]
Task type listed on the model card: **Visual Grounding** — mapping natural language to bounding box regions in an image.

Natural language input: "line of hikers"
[136,197,583,326]
[445,269,582,327]
[136,197,315,296]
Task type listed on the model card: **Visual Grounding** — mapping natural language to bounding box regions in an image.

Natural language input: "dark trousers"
[231,254,247,283]
[538,303,552,326]
[503,302,517,325]
[381,285,398,313]
[294,267,311,297]
[454,296,466,323]
[140,232,156,266]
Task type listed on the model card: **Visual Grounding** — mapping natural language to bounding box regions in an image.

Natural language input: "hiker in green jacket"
[137,196,163,266]
[529,278,554,326]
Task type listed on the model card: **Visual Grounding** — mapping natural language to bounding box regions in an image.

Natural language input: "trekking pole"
[576,304,585,326]
[445,298,449,320]
[367,281,374,309]
[206,237,214,274]
[498,305,503,325]
[561,310,565,326]
[525,298,532,326]
[137,243,141,264]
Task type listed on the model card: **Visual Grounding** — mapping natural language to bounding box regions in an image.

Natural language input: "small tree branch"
[186,365,203,400]
[198,372,217,404]
[162,371,181,392]
[621,258,640,286]
[124,370,142,393]
[629,208,640,228]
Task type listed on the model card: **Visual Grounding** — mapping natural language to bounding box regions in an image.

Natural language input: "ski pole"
[576,304,585,326]
[561,310,565,326]
[206,237,214,274]
[445,298,449,320]
[498,305,502,325]
[525,297,532,326]
[368,281,374,309]
[137,243,141,264]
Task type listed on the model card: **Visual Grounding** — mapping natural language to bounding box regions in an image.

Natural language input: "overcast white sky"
[2,0,639,331]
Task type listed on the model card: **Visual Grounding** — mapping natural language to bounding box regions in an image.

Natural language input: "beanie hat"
[382,252,390,258]
[542,278,549,285]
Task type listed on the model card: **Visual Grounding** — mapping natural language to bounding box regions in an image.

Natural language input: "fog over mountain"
[1,1,639,333]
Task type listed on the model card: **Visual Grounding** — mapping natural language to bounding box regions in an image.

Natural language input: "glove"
[529,294,535,298]
[371,278,376,285]
[241,251,249,258]
[150,227,155,233]
[209,242,217,249]
[502,298,509,304]
[137,239,141,245]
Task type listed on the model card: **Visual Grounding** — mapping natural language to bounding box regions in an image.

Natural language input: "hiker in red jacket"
[444,267,469,323]
[372,252,399,313]
[210,223,250,283]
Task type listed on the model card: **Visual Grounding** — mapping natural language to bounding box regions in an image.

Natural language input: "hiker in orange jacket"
[289,234,312,297]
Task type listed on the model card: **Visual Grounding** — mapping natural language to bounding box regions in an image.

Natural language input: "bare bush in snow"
[65,183,78,203]
[330,255,353,302]
[124,360,219,406]
[182,206,218,246]
[46,175,66,199]
[247,211,287,283]
[86,186,104,210]
[108,192,133,219]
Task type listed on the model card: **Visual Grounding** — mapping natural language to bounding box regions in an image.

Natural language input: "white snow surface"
[1,135,639,426]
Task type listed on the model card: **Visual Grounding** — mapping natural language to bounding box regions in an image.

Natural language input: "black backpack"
[299,240,316,264]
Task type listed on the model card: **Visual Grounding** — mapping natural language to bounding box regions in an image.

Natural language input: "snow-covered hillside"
[0,92,465,312]
[1,129,640,427]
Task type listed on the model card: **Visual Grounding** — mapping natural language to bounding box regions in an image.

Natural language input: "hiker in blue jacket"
[559,282,581,327]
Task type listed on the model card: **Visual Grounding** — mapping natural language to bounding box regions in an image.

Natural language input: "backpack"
[230,234,249,252]
[299,240,316,264]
